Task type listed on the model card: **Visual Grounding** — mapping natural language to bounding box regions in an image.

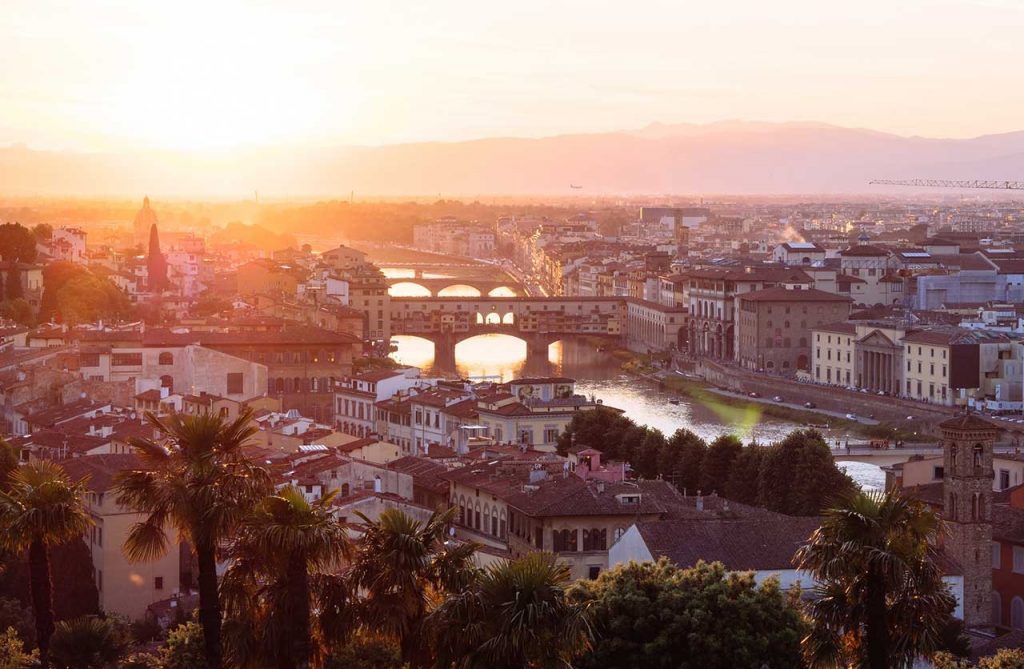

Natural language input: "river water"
[389,332,883,490]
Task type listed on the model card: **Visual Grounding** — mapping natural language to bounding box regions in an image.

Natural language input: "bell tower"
[940,413,999,628]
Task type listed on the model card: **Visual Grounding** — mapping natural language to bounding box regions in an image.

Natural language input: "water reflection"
[388,323,883,488]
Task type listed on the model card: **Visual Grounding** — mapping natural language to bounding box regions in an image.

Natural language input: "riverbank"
[605,344,926,443]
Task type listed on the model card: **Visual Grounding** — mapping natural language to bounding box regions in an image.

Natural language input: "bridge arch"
[388,281,432,297]
[487,286,517,297]
[437,284,483,297]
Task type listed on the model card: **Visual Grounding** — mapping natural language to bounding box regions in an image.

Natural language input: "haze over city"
[2,2,1024,668]
[2,0,1024,196]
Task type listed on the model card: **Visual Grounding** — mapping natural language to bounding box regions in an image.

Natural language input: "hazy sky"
[2,0,1023,151]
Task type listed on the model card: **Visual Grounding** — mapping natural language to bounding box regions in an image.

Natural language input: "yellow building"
[63,454,182,621]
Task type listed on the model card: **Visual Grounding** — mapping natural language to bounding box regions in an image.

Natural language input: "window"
[111,352,142,367]
[226,372,244,395]
[155,576,164,590]
[993,542,1002,569]
[1013,596,1024,630]
[158,351,174,365]
[1000,469,1011,491]
[974,444,984,469]
[933,466,944,480]
[588,566,601,580]
[552,529,578,553]
[1013,546,1024,574]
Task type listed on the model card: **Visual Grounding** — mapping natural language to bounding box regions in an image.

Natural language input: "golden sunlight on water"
[390,334,539,381]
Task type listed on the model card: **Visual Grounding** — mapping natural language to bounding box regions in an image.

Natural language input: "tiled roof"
[505,478,682,518]
[938,413,1001,433]
[738,287,851,303]
[840,245,889,257]
[388,456,449,494]
[61,454,141,492]
[813,322,857,335]
[636,515,822,571]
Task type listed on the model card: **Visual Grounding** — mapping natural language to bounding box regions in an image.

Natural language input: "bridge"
[386,276,523,297]
[832,444,1022,467]
[389,296,625,372]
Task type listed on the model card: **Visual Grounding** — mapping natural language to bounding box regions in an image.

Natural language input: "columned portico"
[855,329,902,394]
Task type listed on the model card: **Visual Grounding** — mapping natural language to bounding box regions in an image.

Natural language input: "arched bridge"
[386,277,523,297]
[833,444,1021,468]
[389,296,624,371]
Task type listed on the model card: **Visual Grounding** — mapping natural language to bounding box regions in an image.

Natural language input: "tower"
[133,196,158,247]
[940,413,999,628]
[147,223,168,293]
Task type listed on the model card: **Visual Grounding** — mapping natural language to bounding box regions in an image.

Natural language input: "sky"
[2,0,1023,152]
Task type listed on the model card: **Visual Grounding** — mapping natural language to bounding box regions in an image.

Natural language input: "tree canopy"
[568,559,805,669]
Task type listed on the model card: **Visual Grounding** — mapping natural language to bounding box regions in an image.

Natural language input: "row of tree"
[558,408,855,515]
[0,410,994,669]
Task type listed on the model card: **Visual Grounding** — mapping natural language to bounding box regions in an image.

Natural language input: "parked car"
[773,395,785,403]
[804,401,817,409]
[748,391,761,398]
[845,413,858,420]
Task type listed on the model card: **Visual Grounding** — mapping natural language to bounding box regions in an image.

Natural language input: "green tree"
[569,559,804,669]
[758,430,854,515]
[429,552,593,669]
[724,444,765,505]
[634,428,667,479]
[114,410,272,669]
[48,616,130,669]
[348,507,476,667]
[700,434,743,495]
[660,429,706,494]
[0,224,37,264]
[935,648,1024,669]
[159,622,209,669]
[0,461,93,668]
[31,224,52,242]
[0,626,37,669]
[323,635,401,669]
[796,489,955,669]
[557,408,636,458]
[0,299,33,326]
[0,599,34,649]
[221,486,351,669]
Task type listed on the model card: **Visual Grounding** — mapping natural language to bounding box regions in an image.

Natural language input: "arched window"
[158,352,174,365]
[491,509,498,536]
[972,493,983,521]
[974,444,984,469]
[275,378,285,393]
[993,591,1003,626]
[1012,596,1024,630]
[311,377,319,392]
[341,483,350,497]
[951,445,958,469]
[294,377,302,392]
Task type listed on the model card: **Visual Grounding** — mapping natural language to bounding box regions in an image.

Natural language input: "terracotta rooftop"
[738,287,851,303]
[62,454,141,492]
[634,515,822,571]
[938,413,1001,433]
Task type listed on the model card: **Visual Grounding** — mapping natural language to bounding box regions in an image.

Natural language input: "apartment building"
[63,454,182,621]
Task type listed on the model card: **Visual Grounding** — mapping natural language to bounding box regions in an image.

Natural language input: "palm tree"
[428,552,593,669]
[0,460,93,668]
[114,409,271,669]
[795,488,956,669]
[220,486,351,669]
[348,507,477,667]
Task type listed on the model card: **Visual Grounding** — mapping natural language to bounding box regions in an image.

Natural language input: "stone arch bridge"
[386,277,523,297]
[389,296,627,372]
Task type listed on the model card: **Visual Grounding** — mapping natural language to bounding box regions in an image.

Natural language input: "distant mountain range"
[1,121,1022,197]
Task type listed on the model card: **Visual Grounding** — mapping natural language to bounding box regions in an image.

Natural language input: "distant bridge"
[833,444,1021,467]
[386,276,523,297]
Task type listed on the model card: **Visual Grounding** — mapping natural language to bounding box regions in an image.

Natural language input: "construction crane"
[870,179,1024,190]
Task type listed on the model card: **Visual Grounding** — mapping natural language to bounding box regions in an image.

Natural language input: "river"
[389,331,883,490]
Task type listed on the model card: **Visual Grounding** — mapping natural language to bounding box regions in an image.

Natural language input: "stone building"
[735,287,850,373]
